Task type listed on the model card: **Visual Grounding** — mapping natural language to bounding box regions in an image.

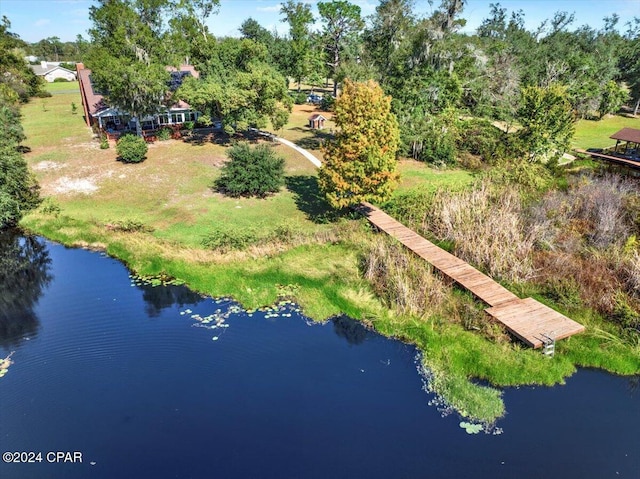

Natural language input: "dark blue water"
[0,233,638,479]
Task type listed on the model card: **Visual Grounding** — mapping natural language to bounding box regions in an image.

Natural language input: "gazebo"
[308,114,326,130]
[610,128,640,158]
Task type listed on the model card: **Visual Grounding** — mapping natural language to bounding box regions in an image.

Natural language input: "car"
[307,93,322,104]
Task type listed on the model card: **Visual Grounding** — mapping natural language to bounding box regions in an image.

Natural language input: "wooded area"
[4,0,638,164]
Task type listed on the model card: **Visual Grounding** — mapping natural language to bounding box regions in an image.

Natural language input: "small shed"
[308,114,327,130]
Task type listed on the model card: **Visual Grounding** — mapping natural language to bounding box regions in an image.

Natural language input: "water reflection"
[0,230,52,346]
[628,375,640,396]
[332,314,368,345]
[137,283,204,317]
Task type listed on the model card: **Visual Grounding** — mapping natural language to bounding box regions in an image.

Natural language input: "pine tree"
[318,79,400,208]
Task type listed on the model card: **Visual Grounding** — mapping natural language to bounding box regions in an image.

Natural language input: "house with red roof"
[76,63,200,138]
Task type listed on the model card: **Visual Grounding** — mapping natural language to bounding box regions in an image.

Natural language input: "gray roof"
[30,64,76,76]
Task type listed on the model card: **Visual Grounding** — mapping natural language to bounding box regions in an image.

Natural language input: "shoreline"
[19,217,640,424]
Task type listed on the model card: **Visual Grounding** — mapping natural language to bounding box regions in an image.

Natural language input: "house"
[76,63,200,138]
[30,61,77,83]
[308,114,326,130]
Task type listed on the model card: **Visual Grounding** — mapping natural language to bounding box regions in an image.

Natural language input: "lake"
[0,232,638,478]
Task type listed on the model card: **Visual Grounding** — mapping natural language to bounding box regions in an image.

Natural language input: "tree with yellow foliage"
[318,79,400,208]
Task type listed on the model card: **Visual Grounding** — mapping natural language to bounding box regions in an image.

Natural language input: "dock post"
[541,333,555,357]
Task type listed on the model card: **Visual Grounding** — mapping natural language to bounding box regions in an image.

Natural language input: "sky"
[0,0,638,44]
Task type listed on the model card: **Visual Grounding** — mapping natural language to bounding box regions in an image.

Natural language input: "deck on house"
[358,202,585,348]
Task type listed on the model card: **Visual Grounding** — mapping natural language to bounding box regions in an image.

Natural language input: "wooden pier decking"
[358,202,585,348]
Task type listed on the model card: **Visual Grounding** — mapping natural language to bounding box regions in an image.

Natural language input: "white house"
[30,61,77,83]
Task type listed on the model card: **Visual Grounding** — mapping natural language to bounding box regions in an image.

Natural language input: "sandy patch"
[53,177,99,195]
[33,161,67,171]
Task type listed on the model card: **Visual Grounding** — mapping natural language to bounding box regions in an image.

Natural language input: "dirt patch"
[33,161,67,171]
[52,177,99,195]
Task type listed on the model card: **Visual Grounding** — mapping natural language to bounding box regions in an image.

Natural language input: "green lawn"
[572,114,640,149]
[396,159,475,194]
[45,80,80,93]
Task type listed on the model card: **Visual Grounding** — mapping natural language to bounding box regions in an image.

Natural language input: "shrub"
[157,127,172,141]
[292,92,307,104]
[215,143,285,197]
[108,219,154,233]
[195,114,212,127]
[458,119,505,163]
[53,77,69,82]
[39,198,61,216]
[99,136,109,149]
[183,120,195,131]
[202,228,259,253]
[34,90,52,98]
[320,95,335,111]
[116,134,148,163]
[529,174,637,251]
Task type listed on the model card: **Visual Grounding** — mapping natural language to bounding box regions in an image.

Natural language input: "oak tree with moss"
[318,79,400,208]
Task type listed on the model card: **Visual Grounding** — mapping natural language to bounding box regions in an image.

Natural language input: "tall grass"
[426,182,537,282]
[362,236,447,317]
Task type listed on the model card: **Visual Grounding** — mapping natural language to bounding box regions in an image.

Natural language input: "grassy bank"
[18,84,640,424]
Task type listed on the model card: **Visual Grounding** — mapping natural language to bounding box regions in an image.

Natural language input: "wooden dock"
[575,148,640,171]
[358,202,585,348]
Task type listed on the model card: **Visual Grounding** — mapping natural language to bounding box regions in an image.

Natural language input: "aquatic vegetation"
[0,352,15,379]
[129,273,185,288]
[459,422,484,434]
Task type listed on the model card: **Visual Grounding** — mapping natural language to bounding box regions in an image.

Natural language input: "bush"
[157,127,172,141]
[292,92,307,104]
[320,95,336,111]
[201,228,259,253]
[108,219,154,233]
[458,119,505,163]
[34,90,52,98]
[99,136,109,149]
[116,134,148,163]
[215,143,285,197]
[183,120,195,131]
[53,77,69,83]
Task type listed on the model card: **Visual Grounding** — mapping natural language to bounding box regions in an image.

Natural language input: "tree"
[363,0,415,83]
[598,80,629,119]
[317,1,364,97]
[517,84,575,163]
[280,1,315,91]
[0,16,42,103]
[167,0,220,65]
[318,79,400,208]
[0,145,41,229]
[216,143,285,198]
[0,20,41,228]
[176,38,291,135]
[239,17,273,46]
